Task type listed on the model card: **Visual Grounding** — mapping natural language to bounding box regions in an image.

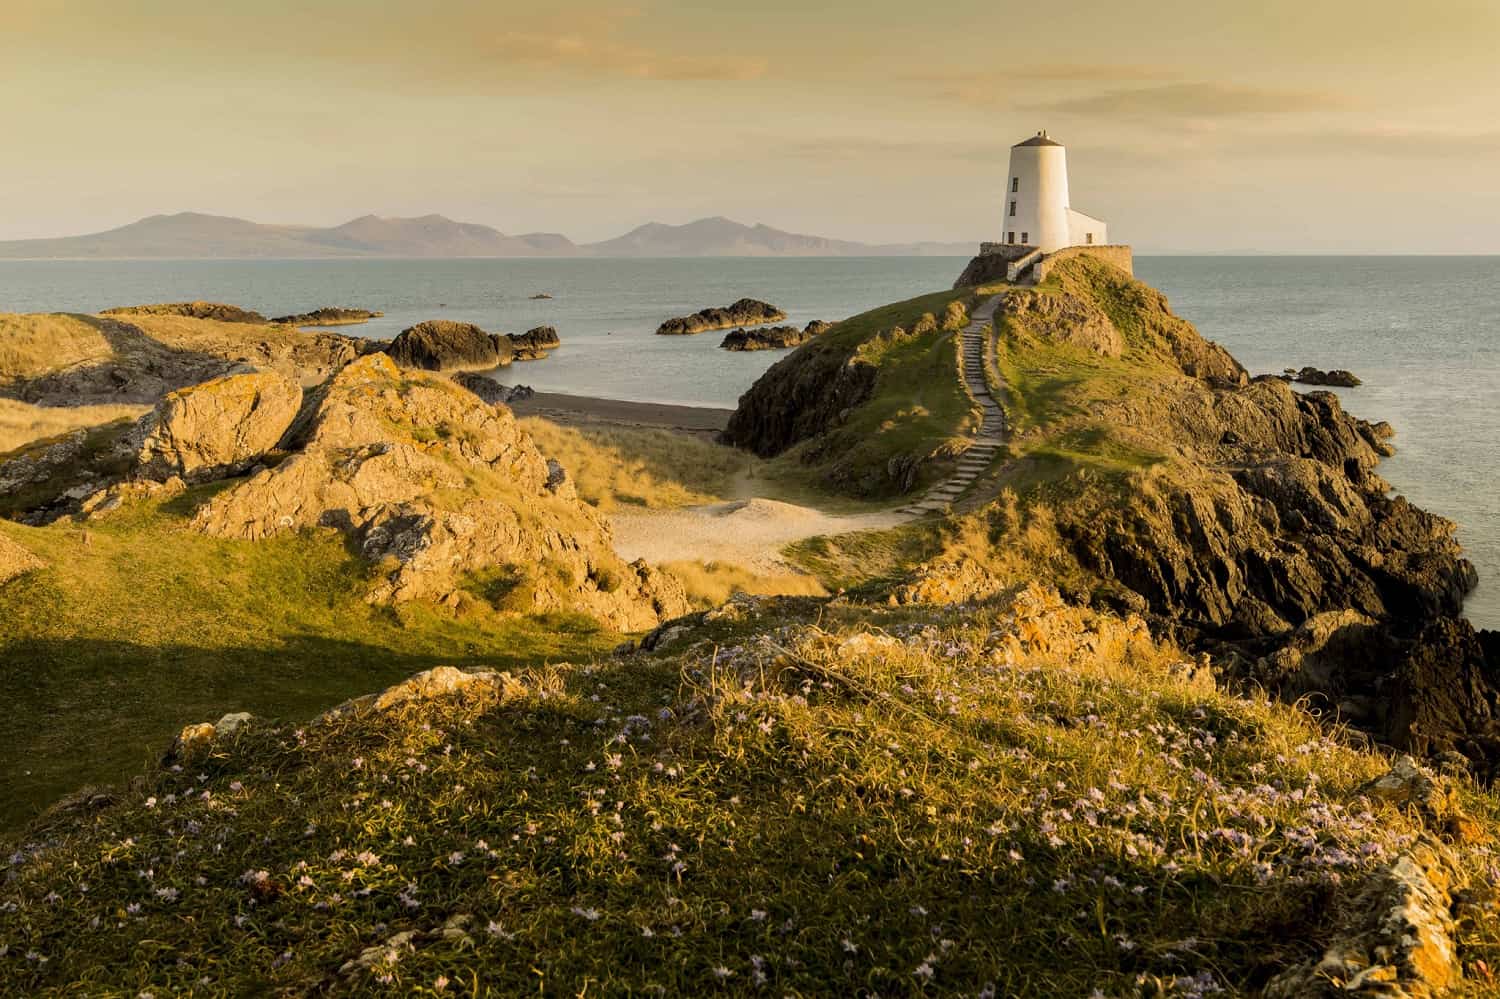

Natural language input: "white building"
[1001,131,1107,253]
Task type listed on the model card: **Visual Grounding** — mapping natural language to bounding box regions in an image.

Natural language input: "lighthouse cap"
[1014,129,1063,148]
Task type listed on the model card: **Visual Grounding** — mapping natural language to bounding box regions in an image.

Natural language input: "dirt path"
[610,498,905,573]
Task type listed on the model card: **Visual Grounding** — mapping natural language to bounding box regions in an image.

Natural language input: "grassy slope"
[4,593,1498,995]
[0,400,149,454]
[0,494,619,832]
[749,289,981,499]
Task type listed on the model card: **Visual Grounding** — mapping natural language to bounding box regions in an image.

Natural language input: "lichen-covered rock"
[386,320,513,372]
[191,354,688,630]
[657,299,785,336]
[0,533,43,585]
[322,666,525,720]
[133,369,301,482]
[1265,838,1462,998]
[163,712,255,764]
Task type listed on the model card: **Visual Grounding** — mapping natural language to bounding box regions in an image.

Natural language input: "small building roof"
[1014,130,1063,148]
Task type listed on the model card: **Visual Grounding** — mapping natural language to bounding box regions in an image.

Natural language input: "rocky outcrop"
[507,325,561,360]
[1287,366,1363,387]
[1,312,373,408]
[719,325,811,351]
[191,353,688,630]
[721,330,880,457]
[271,307,383,326]
[133,369,301,482]
[657,299,785,336]
[102,302,267,324]
[803,320,834,336]
[997,286,1123,358]
[0,533,43,585]
[386,320,513,372]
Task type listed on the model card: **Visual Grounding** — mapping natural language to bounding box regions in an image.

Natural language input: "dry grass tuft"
[0,400,148,454]
[660,559,827,606]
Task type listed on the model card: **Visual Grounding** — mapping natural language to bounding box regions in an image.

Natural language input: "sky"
[3,0,1500,252]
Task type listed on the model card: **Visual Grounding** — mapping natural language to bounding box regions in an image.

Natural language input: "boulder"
[133,369,301,482]
[191,353,689,630]
[386,320,513,372]
[803,320,835,336]
[0,534,43,586]
[657,298,785,336]
[507,326,560,360]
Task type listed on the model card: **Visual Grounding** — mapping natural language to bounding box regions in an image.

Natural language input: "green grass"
[771,291,981,498]
[0,494,620,832]
[5,591,1497,995]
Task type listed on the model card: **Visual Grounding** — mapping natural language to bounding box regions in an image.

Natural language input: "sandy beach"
[505,389,733,438]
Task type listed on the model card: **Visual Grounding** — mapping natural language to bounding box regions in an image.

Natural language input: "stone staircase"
[897,296,1007,517]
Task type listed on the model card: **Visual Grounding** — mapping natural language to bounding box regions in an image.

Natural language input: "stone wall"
[1032,245,1133,282]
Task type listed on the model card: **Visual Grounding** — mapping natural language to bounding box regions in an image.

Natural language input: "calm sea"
[1,256,1495,628]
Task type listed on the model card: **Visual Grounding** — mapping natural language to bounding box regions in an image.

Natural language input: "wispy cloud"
[473,30,767,82]
[1028,82,1354,118]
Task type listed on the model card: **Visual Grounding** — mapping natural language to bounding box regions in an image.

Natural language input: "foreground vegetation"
[0,495,620,831]
[5,588,1497,995]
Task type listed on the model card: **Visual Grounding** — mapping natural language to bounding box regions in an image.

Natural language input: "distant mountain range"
[0,213,974,259]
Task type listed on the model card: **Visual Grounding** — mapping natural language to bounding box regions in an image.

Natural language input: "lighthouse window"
[1007,232,1016,245]
[1011,177,1019,192]
[1086,233,1095,244]
[1021,232,1029,244]
[1009,201,1016,217]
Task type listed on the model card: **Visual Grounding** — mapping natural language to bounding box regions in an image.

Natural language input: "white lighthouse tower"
[1002,131,1107,253]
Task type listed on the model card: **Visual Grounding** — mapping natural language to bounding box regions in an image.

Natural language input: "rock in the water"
[102,302,267,324]
[270,307,383,326]
[529,293,553,300]
[505,384,534,403]
[386,320,513,372]
[133,369,302,482]
[191,353,688,630]
[507,325,561,360]
[656,298,785,336]
[1288,366,1363,387]
[0,533,43,585]
[719,325,811,351]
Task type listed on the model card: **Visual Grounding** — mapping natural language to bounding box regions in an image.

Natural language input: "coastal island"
[719,319,831,351]
[0,255,1495,996]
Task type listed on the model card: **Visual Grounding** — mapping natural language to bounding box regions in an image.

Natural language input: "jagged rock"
[386,320,514,372]
[133,369,301,482]
[508,325,560,360]
[191,354,688,630]
[102,301,266,324]
[0,429,88,495]
[1288,366,1363,387]
[657,298,785,336]
[506,384,534,403]
[888,556,1005,606]
[270,307,383,326]
[0,533,44,585]
[803,319,835,336]
[1264,838,1462,998]
[1359,756,1468,835]
[720,325,811,351]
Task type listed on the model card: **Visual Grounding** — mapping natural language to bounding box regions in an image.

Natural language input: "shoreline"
[505,389,733,436]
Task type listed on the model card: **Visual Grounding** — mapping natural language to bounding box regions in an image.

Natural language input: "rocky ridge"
[190,353,686,629]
